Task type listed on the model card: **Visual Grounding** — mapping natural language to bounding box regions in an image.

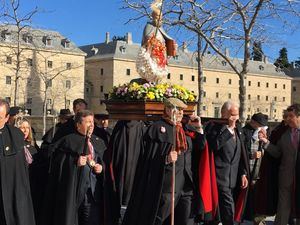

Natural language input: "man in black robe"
[122,98,206,225]
[42,110,106,225]
[0,99,36,225]
[205,101,249,225]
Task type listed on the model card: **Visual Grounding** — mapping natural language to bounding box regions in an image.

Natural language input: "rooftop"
[0,24,85,55]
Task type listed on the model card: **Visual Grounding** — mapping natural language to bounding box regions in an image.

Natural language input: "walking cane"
[170,107,177,225]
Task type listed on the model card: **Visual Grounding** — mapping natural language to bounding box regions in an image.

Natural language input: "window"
[248,108,251,112]
[266,109,269,112]
[202,106,206,111]
[100,68,104,75]
[248,94,251,100]
[45,36,52,46]
[203,91,206,97]
[63,39,70,48]
[126,69,130,76]
[293,86,297,92]
[259,65,264,71]
[6,76,11,85]
[66,63,72,70]
[6,56,12,64]
[266,96,269,101]
[229,79,232,85]
[86,87,90,93]
[191,75,195,81]
[27,98,32,104]
[173,55,179,60]
[27,58,33,66]
[257,108,260,112]
[47,79,52,87]
[47,99,52,105]
[27,78,32,86]
[203,77,206,82]
[66,80,71,89]
[257,95,260,100]
[23,34,33,43]
[216,78,219,84]
[100,86,103,93]
[48,61,53,68]
[167,73,171,79]
[274,96,277,101]
[275,83,277,88]
[216,92,219,98]
[180,74,183,80]
[222,61,227,66]
[228,93,232,99]
[283,84,286,89]
[266,82,269,88]
[283,97,286,102]
[257,82,260,87]
[5,97,11,104]
[248,81,251,86]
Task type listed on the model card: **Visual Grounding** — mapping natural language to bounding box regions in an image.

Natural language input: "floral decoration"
[109,82,197,103]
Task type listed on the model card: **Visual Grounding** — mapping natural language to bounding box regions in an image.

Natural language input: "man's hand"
[93,164,103,174]
[77,156,87,167]
[253,151,262,159]
[167,151,178,163]
[258,129,268,144]
[241,175,248,189]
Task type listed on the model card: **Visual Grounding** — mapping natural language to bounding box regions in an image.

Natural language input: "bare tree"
[123,0,300,122]
[1,0,38,106]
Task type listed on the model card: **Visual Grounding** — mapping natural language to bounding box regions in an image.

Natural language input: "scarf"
[162,116,187,154]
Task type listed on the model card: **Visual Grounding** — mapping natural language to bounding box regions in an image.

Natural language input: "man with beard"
[0,99,36,225]
[122,98,206,225]
[42,110,106,225]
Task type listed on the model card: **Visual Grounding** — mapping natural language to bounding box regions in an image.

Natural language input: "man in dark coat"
[122,98,206,225]
[0,99,36,225]
[264,104,300,225]
[42,110,106,225]
[205,101,249,225]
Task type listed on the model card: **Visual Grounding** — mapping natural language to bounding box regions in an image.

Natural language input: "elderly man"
[0,99,36,225]
[42,110,106,225]
[264,103,300,225]
[122,98,206,225]
[205,101,249,225]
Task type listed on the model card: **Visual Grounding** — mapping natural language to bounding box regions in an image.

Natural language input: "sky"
[6,0,300,62]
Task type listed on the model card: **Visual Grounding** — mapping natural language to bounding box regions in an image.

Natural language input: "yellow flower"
[146,91,155,100]
[188,94,195,102]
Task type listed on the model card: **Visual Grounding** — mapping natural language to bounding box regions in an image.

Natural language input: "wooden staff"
[170,107,177,225]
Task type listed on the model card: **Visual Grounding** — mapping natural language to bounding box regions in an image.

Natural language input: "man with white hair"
[205,101,249,225]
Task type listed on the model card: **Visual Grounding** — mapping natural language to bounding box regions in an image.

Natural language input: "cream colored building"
[81,32,292,121]
[285,67,300,104]
[0,25,86,115]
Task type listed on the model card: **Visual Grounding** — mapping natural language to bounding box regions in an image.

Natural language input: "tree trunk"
[197,34,204,116]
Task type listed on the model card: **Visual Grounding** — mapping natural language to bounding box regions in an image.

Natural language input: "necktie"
[87,138,94,160]
[291,128,299,150]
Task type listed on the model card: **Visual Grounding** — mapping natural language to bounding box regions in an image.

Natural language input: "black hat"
[251,113,268,126]
[59,109,72,117]
[9,106,22,116]
[94,114,109,120]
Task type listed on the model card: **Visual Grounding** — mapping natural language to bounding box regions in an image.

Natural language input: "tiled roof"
[0,24,85,55]
[80,39,290,78]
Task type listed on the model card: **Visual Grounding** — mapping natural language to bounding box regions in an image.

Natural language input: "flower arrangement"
[109,82,196,103]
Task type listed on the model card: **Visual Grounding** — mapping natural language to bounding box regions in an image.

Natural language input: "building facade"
[0,25,86,115]
[81,32,292,121]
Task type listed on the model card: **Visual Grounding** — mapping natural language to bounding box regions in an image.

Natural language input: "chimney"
[182,42,188,52]
[263,55,268,64]
[126,32,133,44]
[225,48,230,57]
[105,32,110,44]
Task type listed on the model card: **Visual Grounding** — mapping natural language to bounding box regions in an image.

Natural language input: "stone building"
[0,25,86,115]
[284,65,300,104]
[81,32,292,121]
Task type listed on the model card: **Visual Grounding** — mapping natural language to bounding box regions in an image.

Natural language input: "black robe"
[41,132,105,225]
[122,120,206,225]
[0,125,36,225]
[104,120,146,225]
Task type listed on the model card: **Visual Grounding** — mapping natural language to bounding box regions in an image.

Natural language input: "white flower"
[160,126,166,133]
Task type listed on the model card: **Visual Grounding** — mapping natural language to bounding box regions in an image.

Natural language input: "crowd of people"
[0,97,299,225]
